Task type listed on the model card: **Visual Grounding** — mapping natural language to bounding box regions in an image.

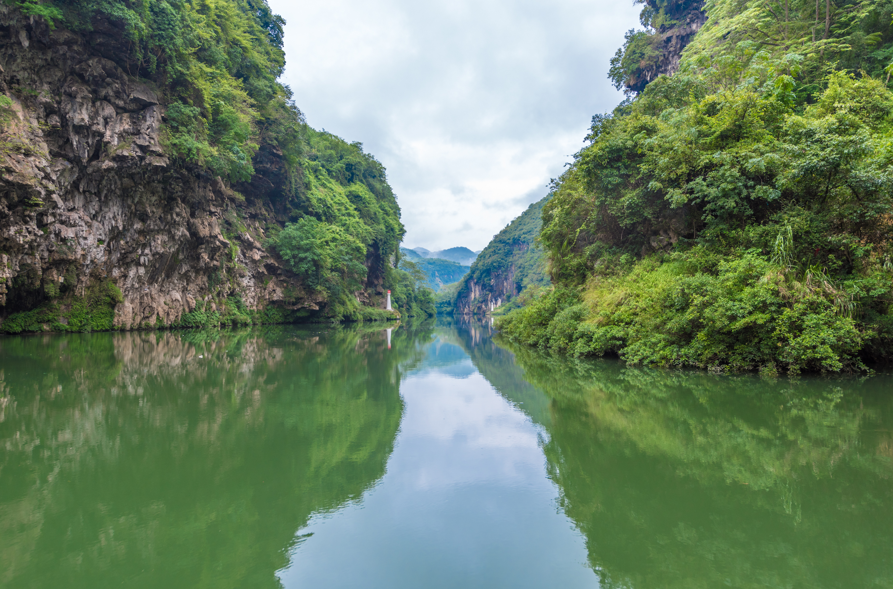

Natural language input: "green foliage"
[0,280,123,334]
[13,0,64,28]
[3,0,407,330]
[614,0,893,95]
[399,251,469,292]
[173,298,320,328]
[686,0,893,83]
[299,129,403,263]
[455,196,551,312]
[19,0,298,182]
[609,0,703,93]
[500,247,874,372]
[385,259,436,319]
[519,32,893,371]
[609,28,661,92]
[272,216,367,297]
[434,281,461,315]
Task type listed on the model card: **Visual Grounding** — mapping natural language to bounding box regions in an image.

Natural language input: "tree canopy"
[499,0,893,373]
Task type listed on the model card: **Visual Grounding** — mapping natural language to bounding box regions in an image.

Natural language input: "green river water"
[1,319,892,588]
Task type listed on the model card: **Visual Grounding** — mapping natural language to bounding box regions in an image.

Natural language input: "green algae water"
[1,320,892,588]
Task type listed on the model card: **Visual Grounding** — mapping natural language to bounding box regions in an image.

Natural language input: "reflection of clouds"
[406,338,478,379]
[408,358,477,379]
[396,372,545,491]
[401,372,539,448]
[281,356,595,589]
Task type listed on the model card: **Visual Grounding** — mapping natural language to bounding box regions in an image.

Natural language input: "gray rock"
[0,9,356,329]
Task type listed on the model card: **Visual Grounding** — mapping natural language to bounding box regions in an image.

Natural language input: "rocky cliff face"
[454,245,525,315]
[453,197,550,316]
[0,9,382,331]
[626,0,707,94]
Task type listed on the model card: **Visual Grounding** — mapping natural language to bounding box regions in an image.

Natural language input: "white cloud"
[270,0,640,250]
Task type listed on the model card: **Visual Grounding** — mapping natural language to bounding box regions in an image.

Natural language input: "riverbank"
[0,282,400,334]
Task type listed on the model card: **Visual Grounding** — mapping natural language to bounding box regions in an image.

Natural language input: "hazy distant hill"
[400,248,470,292]
[433,247,478,265]
[408,246,478,266]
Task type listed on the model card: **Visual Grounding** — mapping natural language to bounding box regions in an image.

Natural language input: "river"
[1,319,891,588]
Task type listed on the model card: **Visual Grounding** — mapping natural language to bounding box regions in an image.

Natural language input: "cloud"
[270,0,640,250]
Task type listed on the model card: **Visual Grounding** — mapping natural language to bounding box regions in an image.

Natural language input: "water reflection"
[0,325,423,588]
[2,320,891,588]
[496,339,893,589]
[278,320,597,588]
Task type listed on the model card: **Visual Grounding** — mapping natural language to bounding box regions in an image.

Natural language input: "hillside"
[454,197,550,315]
[0,0,432,332]
[433,247,478,266]
[499,0,893,373]
[398,251,469,292]
[407,246,478,266]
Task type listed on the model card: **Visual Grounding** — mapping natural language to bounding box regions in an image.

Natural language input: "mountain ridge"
[406,246,478,266]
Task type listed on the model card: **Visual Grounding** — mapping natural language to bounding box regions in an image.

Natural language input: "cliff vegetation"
[0,0,431,332]
[498,0,893,373]
[453,197,550,315]
[399,249,469,292]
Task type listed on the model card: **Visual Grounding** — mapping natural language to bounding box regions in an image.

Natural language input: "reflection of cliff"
[441,317,552,427]
[0,327,410,588]
[503,343,893,589]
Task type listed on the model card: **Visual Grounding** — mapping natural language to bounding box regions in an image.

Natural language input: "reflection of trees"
[0,325,415,588]
[493,340,893,589]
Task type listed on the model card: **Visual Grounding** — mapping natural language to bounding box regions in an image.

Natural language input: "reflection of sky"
[278,340,597,588]
[406,337,478,379]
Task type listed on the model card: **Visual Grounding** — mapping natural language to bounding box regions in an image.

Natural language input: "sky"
[269,0,641,251]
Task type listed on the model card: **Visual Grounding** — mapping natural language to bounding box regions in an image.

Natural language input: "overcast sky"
[269,0,640,251]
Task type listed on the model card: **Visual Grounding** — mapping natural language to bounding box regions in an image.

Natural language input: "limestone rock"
[0,9,343,330]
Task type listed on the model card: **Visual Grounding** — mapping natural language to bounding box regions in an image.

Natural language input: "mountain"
[498,0,893,372]
[434,247,478,266]
[453,197,550,315]
[399,248,469,292]
[406,246,478,266]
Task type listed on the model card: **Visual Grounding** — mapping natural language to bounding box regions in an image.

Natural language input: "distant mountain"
[401,248,424,260]
[405,246,478,266]
[399,248,470,292]
[453,197,550,315]
[435,247,478,266]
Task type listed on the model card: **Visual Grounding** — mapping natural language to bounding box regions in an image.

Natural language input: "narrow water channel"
[1,320,892,587]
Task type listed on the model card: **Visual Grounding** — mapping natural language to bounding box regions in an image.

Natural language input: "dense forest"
[0,0,433,332]
[499,0,893,373]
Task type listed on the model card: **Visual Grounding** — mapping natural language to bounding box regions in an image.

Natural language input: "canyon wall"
[0,8,388,331]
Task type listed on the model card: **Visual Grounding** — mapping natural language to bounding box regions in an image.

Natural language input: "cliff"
[609,0,706,94]
[453,197,549,315]
[624,2,706,93]
[499,0,893,372]
[0,5,401,332]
